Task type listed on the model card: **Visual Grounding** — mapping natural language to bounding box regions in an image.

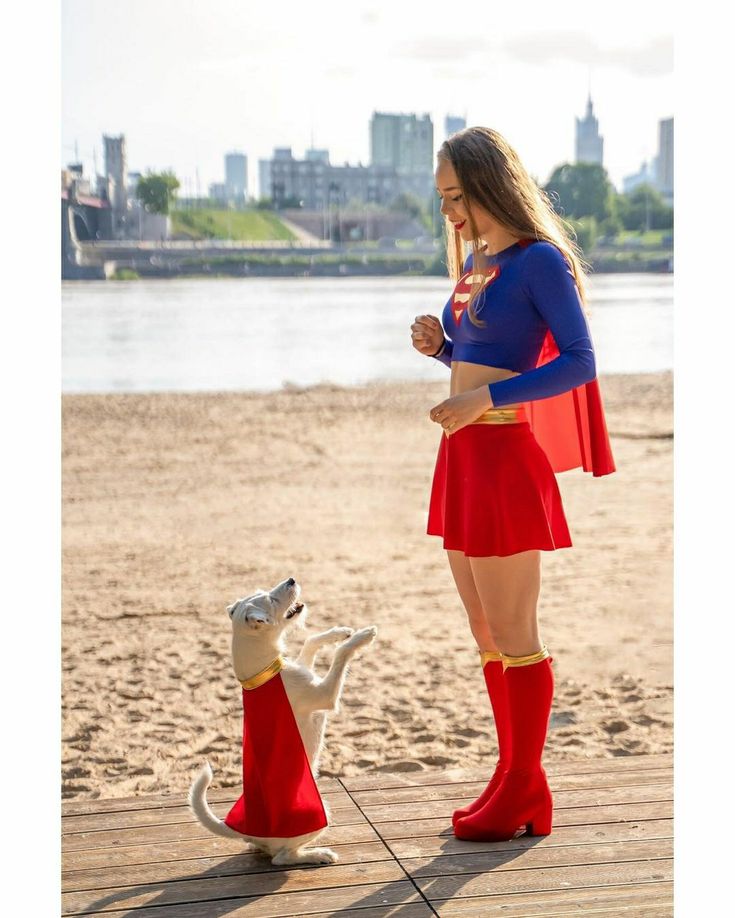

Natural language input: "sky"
[61,0,673,197]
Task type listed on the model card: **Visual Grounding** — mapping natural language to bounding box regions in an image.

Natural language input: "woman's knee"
[487,618,542,656]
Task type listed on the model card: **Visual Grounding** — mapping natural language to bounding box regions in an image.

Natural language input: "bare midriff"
[450,360,523,411]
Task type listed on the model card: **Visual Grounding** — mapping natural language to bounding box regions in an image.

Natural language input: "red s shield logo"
[451,266,501,325]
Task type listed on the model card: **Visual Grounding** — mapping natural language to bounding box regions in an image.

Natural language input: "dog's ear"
[243,605,274,629]
[226,600,241,618]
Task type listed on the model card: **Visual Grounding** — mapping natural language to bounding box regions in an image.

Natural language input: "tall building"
[370,112,434,201]
[225,151,248,203]
[575,95,604,166]
[655,117,673,204]
[444,114,466,139]
[103,134,128,236]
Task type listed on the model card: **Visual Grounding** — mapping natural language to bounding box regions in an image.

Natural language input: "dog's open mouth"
[285,601,304,619]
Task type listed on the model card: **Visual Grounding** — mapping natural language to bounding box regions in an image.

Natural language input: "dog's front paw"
[344,626,377,652]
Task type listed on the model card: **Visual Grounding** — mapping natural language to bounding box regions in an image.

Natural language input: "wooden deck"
[62,752,673,917]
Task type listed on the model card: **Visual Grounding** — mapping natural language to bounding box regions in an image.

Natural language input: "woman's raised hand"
[411,315,444,356]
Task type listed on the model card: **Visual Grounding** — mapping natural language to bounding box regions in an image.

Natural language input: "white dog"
[189,577,376,866]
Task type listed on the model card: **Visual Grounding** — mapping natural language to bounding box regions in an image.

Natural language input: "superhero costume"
[433,238,615,477]
[224,656,328,839]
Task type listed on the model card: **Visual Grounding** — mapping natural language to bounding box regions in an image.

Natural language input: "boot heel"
[526,803,553,836]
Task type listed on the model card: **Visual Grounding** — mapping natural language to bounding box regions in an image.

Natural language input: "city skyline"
[62,0,672,196]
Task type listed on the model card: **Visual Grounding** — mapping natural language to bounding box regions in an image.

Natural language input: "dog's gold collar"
[239,655,285,691]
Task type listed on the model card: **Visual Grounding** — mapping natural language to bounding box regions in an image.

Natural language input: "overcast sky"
[61,0,673,196]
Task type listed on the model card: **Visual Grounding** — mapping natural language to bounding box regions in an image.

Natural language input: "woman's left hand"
[429,387,493,435]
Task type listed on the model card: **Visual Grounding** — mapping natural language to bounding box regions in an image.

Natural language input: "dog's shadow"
[70,849,296,917]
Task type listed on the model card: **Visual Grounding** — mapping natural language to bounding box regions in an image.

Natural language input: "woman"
[411,127,615,843]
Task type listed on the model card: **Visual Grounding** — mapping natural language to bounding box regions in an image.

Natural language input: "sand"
[62,372,672,799]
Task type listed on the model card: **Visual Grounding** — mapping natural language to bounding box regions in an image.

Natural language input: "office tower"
[655,117,673,203]
[370,112,434,200]
[225,151,248,203]
[575,94,604,166]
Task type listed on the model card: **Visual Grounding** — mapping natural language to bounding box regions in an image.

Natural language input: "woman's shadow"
[66,830,547,918]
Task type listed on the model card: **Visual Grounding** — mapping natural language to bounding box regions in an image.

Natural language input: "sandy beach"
[62,372,672,800]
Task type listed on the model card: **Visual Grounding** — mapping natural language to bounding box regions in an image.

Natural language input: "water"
[62,274,673,394]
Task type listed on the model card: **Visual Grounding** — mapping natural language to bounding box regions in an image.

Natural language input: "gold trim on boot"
[479,650,503,666]
[500,645,550,673]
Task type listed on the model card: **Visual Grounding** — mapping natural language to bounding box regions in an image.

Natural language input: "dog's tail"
[188,762,242,840]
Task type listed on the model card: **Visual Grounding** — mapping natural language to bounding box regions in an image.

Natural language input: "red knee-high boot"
[452,651,511,827]
[454,647,554,842]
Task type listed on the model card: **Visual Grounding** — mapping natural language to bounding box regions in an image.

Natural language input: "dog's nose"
[286,577,295,587]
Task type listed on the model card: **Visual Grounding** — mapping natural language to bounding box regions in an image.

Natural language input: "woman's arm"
[488,243,596,407]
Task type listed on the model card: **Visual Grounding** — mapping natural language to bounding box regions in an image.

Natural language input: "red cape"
[224,673,328,839]
[522,329,616,477]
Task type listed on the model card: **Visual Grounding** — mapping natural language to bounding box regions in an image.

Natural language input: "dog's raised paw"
[346,626,378,650]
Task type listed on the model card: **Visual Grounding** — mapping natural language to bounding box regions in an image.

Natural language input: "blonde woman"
[411,127,615,842]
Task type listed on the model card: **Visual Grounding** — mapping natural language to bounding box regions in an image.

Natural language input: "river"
[62,274,672,394]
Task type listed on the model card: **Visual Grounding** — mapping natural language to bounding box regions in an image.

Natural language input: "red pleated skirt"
[427,421,572,558]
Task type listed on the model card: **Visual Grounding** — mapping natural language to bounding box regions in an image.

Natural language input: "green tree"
[618,184,673,232]
[545,162,614,222]
[136,171,180,215]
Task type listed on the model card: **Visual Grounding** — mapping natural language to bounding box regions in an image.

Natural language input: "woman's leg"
[446,550,511,824]
[468,549,543,656]
[454,549,554,841]
[446,549,498,652]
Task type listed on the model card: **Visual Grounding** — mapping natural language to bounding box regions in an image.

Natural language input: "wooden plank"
[62,756,672,815]
[387,817,673,858]
[62,797,363,836]
[434,882,673,916]
[63,822,380,872]
[66,879,426,917]
[416,858,672,900]
[348,768,672,808]
[62,777,343,818]
[76,904,434,918]
[375,800,673,840]
[361,782,672,825]
[403,838,672,878]
[63,859,407,915]
[341,754,673,792]
[63,841,394,893]
[63,801,369,852]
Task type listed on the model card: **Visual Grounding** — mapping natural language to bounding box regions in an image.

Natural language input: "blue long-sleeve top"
[433,239,597,407]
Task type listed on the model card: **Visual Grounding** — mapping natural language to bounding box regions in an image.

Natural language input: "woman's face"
[435,157,499,243]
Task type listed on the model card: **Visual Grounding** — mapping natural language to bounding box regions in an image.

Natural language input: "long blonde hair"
[439,126,591,325]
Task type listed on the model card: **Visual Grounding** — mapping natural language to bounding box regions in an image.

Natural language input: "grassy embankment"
[171,208,297,242]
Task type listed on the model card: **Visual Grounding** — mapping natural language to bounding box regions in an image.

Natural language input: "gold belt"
[471,406,527,425]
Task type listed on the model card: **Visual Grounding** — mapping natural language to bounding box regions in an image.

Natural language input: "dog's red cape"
[224,674,328,838]
[522,330,616,477]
